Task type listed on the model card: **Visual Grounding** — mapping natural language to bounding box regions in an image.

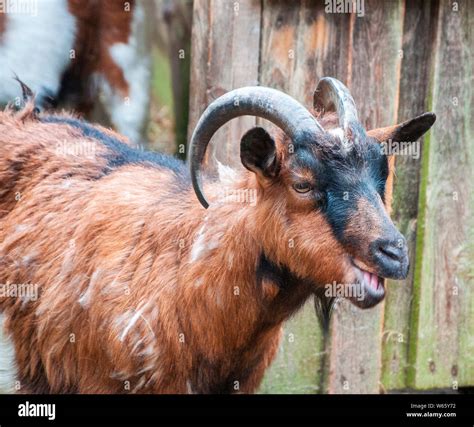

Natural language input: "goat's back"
[0,107,198,392]
[0,108,189,214]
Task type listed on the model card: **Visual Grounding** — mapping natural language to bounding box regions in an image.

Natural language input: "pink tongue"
[370,272,379,289]
[363,270,379,289]
[363,271,371,286]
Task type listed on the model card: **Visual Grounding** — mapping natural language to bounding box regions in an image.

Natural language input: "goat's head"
[190,78,435,309]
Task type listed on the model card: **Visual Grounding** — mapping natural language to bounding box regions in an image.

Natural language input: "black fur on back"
[40,115,189,180]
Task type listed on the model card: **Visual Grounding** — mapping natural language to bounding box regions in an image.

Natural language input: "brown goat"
[0,78,435,393]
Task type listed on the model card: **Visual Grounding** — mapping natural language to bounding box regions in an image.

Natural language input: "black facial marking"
[291,135,390,244]
[291,147,320,173]
[256,252,301,292]
[256,252,334,330]
[367,141,389,200]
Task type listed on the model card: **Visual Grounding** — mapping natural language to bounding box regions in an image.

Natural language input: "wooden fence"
[186,0,473,393]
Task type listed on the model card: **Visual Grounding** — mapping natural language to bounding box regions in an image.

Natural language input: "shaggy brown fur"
[0,103,359,394]
[0,93,429,393]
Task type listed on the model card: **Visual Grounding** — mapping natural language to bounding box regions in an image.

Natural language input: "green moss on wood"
[406,80,433,388]
[259,301,324,394]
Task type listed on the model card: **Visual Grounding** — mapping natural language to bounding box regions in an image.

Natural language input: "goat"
[0,78,435,393]
[0,0,151,143]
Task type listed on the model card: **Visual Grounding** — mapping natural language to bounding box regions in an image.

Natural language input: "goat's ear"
[240,127,280,179]
[368,113,436,148]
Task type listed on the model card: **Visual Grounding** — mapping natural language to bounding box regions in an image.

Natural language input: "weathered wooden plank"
[381,0,439,391]
[257,0,351,112]
[259,0,351,394]
[260,302,323,393]
[408,0,474,389]
[187,0,261,169]
[325,0,404,394]
[161,0,193,159]
[187,0,211,147]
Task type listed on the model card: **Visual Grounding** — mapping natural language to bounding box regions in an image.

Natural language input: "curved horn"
[190,86,324,208]
[313,77,359,137]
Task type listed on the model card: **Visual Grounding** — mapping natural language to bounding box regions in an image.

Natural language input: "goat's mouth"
[348,259,385,309]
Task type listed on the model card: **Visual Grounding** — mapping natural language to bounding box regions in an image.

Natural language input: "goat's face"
[190,78,435,308]
[240,120,435,309]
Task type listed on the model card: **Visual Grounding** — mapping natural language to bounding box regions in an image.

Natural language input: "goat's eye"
[292,182,312,194]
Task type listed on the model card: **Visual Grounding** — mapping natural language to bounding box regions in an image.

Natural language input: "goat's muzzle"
[348,231,409,308]
[370,235,409,280]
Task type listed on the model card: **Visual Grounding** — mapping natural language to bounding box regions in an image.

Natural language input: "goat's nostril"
[378,242,404,262]
[371,238,409,279]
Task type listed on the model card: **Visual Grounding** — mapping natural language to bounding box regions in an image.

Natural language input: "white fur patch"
[0,314,18,393]
[100,0,151,144]
[190,225,207,262]
[0,0,76,106]
[118,307,145,342]
[217,160,238,186]
[186,380,195,394]
[328,127,345,142]
[132,375,147,393]
[116,303,155,345]
[78,270,102,308]
[194,278,204,287]
[14,224,29,233]
[226,252,234,270]
[190,224,223,263]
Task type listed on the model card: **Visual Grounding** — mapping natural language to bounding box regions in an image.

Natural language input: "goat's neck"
[178,178,314,356]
